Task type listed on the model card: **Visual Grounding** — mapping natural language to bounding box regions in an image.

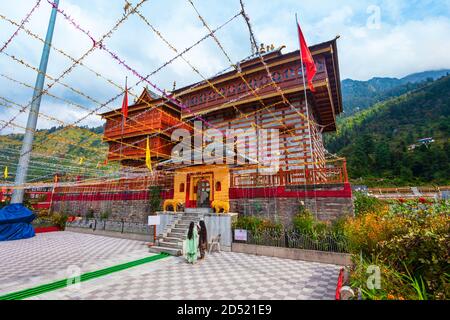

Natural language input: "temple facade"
[99,38,353,223]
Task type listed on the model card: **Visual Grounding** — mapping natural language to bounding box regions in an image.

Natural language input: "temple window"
[215,181,222,192]
[179,183,185,193]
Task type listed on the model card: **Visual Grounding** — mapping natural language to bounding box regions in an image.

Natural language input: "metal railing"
[233,228,349,253]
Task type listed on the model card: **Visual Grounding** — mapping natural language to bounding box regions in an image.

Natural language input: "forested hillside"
[0,126,114,183]
[326,75,450,186]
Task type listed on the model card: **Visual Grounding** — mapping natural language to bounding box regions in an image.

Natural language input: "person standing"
[198,220,208,259]
[186,221,199,264]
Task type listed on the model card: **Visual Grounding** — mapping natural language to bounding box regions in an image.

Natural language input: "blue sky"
[1,0,450,132]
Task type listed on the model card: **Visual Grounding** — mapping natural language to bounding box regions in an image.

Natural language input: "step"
[167,232,186,239]
[175,222,192,228]
[178,217,203,225]
[167,230,187,237]
[158,241,182,249]
[171,227,188,234]
[163,237,183,244]
[184,208,212,214]
[149,246,181,256]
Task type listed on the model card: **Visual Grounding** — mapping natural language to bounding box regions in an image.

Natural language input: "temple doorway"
[196,179,211,208]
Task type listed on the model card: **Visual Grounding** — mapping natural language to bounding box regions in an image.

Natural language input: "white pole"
[296,14,318,218]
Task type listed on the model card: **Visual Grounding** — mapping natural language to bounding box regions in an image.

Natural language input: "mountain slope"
[326,75,450,186]
[0,126,113,183]
[342,69,450,115]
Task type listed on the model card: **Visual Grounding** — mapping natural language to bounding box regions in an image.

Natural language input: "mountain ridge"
[342,69,450,115]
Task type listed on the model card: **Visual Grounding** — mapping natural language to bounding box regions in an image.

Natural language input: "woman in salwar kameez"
[186,221,199,264]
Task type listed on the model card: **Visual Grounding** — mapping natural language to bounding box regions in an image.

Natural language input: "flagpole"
[11,0,60,204]
[120,77,127,167]
[296,13,318,218]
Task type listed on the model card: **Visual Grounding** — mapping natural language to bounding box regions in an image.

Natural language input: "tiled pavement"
[0,231,150,295]
[1,232,341,300]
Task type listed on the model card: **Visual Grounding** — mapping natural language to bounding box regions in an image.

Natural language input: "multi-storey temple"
[98,37,352,223]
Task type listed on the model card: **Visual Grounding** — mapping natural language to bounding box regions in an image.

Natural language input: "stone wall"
[232,243,352,266]
[229,196,353,225]
[52,199,151,223]
[53,194,353,225]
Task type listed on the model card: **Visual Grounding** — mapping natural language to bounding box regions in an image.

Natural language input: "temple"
[97,37,352,223]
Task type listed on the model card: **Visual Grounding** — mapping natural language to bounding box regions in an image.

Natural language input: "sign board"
[147,215,161,226]
[234,229,247,242]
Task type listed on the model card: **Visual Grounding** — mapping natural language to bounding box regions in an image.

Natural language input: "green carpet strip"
[0,253,170,300]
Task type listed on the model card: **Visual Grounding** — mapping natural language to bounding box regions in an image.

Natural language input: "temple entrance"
[196,179,211,208]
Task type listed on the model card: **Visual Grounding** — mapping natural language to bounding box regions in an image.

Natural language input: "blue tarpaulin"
[0,204,35,241]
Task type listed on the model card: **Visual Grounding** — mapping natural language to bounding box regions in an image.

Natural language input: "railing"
[230,164,348,188]
[368,186,450,199]
[233,228,349,253]
[104,109,191,139]
[108,136,173,160]
[66,218,154,236]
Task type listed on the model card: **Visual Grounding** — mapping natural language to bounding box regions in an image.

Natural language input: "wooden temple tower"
[99,37,351,221]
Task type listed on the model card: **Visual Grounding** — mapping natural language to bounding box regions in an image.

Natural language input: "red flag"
[297,21,317,92]
[121,82,128,119]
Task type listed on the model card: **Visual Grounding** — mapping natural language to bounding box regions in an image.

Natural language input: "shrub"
[349,257,425,300]
[292,210,332,239]
[86,208,95,219]
[100,210,111,220]
[148,186,162,213]
[233,215,282,233]
[345,200,450,299]
[376,213,449,299]
[344,211,406,255]
[51,212,68,230]
[353,192,386,216]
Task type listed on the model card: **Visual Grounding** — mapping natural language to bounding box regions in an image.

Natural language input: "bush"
[100,210,111,220]
[292,210,331,239]
[349,257,427,300]
[376,213,449,299]
[51,212,68,230]
[344,211,406,254]
[233,215,282,233]
[148,186,162,213]
[345,200,450,299]
[353,192,386,216]
[86,208,95,219]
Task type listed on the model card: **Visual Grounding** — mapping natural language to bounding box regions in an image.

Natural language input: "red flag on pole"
[297,20,317,92]
[121,80,128,119]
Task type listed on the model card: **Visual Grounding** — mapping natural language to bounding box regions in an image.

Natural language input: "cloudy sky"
[1,0,450,133]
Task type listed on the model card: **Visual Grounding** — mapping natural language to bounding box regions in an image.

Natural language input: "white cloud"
[339,17,450,79]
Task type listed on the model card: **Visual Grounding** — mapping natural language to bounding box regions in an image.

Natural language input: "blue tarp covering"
[0,222,35,241]
[0,204,35,241]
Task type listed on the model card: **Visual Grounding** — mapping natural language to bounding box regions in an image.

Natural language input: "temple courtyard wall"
[51,183,353,225]
[229,197,354,225]
[52,199,151,223]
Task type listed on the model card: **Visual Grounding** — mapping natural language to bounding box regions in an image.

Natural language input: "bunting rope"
[0,0,42,53]
[0,0,344,195]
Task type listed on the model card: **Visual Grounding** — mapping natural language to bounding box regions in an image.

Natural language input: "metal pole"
[11,0,60,204]
[296,14,318,218]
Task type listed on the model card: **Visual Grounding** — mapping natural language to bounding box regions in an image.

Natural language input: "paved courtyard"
[0,232,341,300]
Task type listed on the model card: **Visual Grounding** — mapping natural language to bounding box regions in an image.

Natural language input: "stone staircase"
[148,208,211,256]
